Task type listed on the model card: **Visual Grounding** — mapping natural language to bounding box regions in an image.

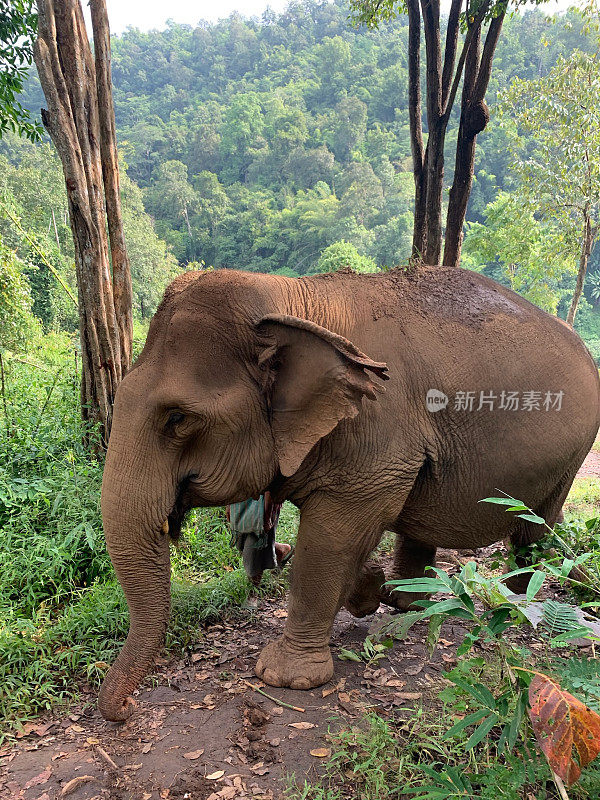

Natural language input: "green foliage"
[496,49,600,322]
[0,138,178,324]
[0,0,42,141]
[463,191,577,313]
[310,240,379,275]
[0,233,39,350]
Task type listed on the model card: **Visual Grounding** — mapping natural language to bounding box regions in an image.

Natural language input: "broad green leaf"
[465,712,499,750]
[517,513,546,525]
[526,570,546,601]
[442,708,489,740]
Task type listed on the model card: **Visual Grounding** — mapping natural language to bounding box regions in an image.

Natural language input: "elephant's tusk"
[161,519,169,535]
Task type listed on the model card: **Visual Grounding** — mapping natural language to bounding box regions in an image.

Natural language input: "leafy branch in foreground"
[379,545,600,790]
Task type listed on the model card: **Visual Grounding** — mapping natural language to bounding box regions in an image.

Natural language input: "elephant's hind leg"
[380,534,437,612]
[504,474,576,594]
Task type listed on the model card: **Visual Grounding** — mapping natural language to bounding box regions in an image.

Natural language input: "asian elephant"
[98,267,600,722]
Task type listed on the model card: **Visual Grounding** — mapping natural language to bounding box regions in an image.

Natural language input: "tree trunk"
[34,0,131,444]
[567,214,594,326]
[420,0,444,265]
[443,10,506,267]
[89,0,133,375]
[407,0,426,258]
[404,0,499,266]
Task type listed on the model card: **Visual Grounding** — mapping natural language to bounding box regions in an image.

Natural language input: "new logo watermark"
[426,389,564,413]
[426,389,449,412]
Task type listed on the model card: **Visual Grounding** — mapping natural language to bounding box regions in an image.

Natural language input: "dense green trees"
[0,136,176,325]
[0,0,41,141]
[2,0,597,357]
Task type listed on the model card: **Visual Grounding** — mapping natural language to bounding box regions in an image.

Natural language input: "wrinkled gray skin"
[99,267,600,722]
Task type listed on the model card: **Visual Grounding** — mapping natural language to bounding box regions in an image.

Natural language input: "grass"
[287,711,600,799]
[564,477,600,521]
[0,331,299,737]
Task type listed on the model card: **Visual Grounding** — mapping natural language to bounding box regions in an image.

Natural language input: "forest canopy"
[2,0,599,354]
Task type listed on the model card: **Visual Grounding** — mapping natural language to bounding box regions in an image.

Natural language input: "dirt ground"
[0,585,459,800]
[1,454,597,800]
[579,448,600,478]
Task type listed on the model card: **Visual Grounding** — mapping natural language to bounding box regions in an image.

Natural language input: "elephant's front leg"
[255,496,383,690]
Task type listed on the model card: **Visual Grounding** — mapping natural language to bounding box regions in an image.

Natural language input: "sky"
[90,0,576,35]
[91,0,290,33]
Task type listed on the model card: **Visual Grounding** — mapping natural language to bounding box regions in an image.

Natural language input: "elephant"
[98,266,600,722]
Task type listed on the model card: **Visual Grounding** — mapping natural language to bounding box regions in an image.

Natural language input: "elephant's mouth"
[165,475,197,540]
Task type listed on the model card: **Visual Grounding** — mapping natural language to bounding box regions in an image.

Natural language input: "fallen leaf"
[141,743,152,754]
[529,673,600,786]
[405,664,423,676]
[386,679,406,688]
[16,722,37,739]
[322,678,346,698]
[69,725,84,733]
[310,748,331,758]
[207,770,226,780]
[34,723,54,737]
[86,737,100,745]
[59,775,95,797]
[23,767,52,790]
[270,706,283,716]
[183,749,205,760]
[288,722,316,730]
[396,692,422,701]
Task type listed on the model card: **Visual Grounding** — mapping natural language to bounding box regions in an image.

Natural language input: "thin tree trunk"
[406,0,494,265]
[567,214,594,326]
[34,0,131,444]
[443,9,506,267]
[90,0,133,374]
[420,0,444,265]
[407,0,426,258]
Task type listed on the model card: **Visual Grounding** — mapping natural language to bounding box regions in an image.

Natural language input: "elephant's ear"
[256,314,389,477]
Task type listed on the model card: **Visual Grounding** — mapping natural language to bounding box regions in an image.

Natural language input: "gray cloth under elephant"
[227,492,287,583]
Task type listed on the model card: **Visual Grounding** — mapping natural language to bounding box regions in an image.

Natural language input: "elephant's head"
[98,271,387,721]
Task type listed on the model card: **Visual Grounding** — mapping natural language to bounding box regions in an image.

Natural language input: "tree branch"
[441,0,463,107]
[442,0,492,126]
[472,3,507,102]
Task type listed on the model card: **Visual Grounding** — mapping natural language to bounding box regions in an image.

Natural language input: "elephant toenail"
[263,669,283,687]
[290,677,311,690]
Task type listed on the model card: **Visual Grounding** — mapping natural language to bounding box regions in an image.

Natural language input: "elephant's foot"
[255,636,333,690]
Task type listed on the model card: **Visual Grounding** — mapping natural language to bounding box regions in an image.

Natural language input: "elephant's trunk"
[98,526,171,721]
[99,424,174,722]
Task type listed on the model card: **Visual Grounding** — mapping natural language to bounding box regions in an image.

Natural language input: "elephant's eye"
[166,410,185,427]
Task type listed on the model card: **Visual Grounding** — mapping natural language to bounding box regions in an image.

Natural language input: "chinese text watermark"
[426,389,564,413]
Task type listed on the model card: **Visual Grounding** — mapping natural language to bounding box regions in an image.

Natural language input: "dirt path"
[578,448,600,478]
[1,557,468,800]
[2,441,597,800]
